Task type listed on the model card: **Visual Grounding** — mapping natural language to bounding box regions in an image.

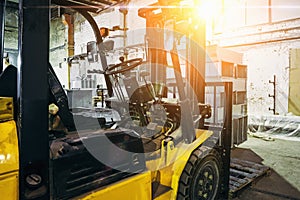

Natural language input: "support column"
[63,14,74,89]
[222,82,233,199]
[19,0,50,199]
[189,18,206,128]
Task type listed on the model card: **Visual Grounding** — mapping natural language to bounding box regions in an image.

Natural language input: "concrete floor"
[240,136,300,190]
[231,135,300,200]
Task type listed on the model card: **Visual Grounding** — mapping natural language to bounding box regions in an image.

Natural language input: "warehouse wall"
[49,18,68,88]
[70,9,123,88]
[3,6,69,88]
[242,43,291,116]
[211,5,300,116]
[68,0,151,88]
[73,0,151,55]
[64,0,300,116]
[3,5,18,66]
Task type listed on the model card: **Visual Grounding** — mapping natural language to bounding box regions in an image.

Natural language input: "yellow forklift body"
[154,129,212,200]
[78,129,212,200]
[0,97,19,200]
[0,96,212,200]
[81,171,152,200]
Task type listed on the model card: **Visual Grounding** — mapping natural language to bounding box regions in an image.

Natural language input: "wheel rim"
[193,160,219,200]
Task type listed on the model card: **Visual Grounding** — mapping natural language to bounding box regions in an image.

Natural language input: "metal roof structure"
[52,0,128,13]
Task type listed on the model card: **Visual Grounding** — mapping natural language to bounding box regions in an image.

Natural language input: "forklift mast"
[138,2,232,196]
[138,1,206,127]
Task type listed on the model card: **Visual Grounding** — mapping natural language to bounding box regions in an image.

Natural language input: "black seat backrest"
[48,63,76,131]
[0,65,17,100]
[0,64,76,130]
[0,65,18,119]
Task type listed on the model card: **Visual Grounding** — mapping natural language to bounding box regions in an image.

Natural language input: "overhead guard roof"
[52,0,128,13]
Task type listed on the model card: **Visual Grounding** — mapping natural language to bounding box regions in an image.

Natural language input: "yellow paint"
[0,171,19,200]
[80,172,152,200]
[0,97,14,122]
[0,118,19,200]
[0,120,19,174]
[151,129,212,200]
[79,129,212,200]
[0,107,212,200]
[289,49,300,115]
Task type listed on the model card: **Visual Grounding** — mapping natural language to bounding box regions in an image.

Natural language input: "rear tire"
[177,146,222,200]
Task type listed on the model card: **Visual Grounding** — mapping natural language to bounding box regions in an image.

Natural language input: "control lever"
[139,71,156,101]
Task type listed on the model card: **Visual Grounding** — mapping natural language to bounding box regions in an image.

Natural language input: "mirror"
[87,41,98,62]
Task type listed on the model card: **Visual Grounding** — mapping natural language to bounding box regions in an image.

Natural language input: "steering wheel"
[106,58,143,75]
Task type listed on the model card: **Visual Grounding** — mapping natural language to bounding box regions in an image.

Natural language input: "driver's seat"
[48,63,76,132]
[123,76,139,98]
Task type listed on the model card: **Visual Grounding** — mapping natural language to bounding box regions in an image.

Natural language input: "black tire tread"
[177,143,222,200]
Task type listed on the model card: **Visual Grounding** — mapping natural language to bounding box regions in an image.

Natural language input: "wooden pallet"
[229,158,271,197]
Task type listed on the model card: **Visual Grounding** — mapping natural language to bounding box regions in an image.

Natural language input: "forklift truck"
[0,0,233,199]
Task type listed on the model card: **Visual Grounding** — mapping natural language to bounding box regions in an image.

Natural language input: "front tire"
[177,146,222,200]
